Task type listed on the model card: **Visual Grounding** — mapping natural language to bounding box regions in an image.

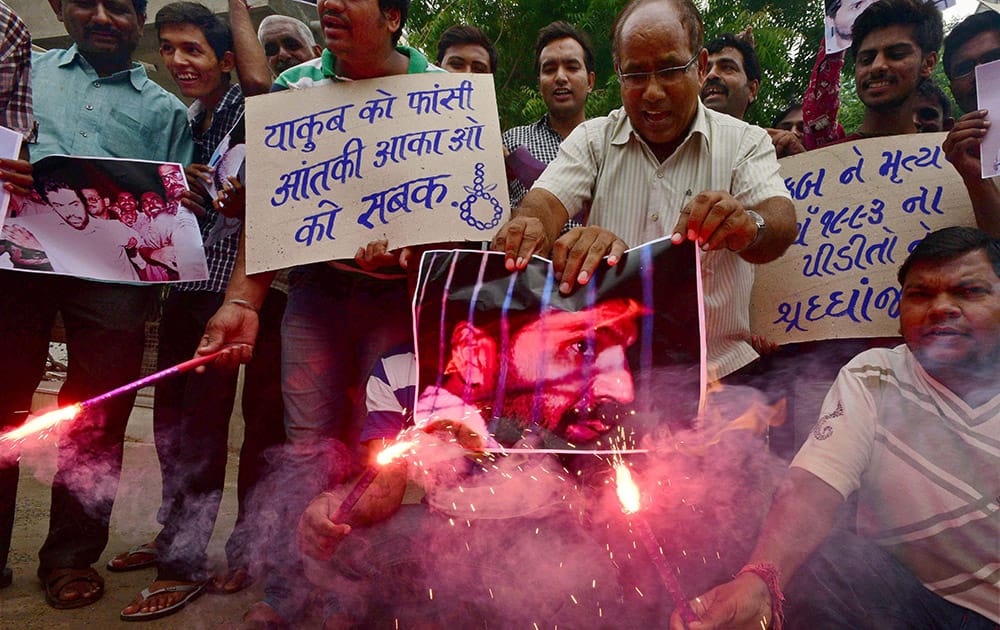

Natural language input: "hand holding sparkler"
[297,492,353,561]
[296,441,412,560]
[197,297,262,371]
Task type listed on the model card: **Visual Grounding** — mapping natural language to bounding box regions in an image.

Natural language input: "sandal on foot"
[107,542,158,572]
[120,581,206,622]
[209,566,255,594]
[40,567,104,609]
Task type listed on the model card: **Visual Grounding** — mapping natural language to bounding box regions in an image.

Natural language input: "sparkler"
[1,349,229,444]
[615,463,698,624]
[332,441,414,522]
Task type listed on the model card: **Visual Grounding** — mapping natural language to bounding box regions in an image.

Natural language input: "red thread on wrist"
[736,562,785,630]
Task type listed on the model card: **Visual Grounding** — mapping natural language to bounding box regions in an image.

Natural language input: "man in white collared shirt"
[492,0,796,380]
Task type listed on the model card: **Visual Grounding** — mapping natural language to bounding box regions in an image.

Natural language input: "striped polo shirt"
[534,104,790,378]
[793,345,999,621]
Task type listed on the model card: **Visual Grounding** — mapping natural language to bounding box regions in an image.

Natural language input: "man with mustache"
[673,227,999,629]
[700,31,805,158]
[832,0,943,143]
[0,0,193,609]
[493,0,796,383]
[700,32,759,122]
[296,251,649,627]
[257,14,321,77]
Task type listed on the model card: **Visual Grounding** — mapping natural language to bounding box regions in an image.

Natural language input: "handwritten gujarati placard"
[244,73,509,273]
[750,133,976,344]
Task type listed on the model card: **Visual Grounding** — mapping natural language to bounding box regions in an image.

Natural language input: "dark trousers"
[787,529,997,629]
[0,271,154,572]
[152,289,239,582]
[224,288,287,571]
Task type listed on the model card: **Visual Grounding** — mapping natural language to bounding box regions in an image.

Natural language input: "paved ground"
[0,385,267,630]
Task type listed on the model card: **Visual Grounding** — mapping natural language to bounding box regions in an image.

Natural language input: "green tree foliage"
[404,0,830,130]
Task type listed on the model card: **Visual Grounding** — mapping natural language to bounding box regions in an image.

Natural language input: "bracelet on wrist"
[742,209,766,251]
[736,562,784,630]
[225,298,258,313]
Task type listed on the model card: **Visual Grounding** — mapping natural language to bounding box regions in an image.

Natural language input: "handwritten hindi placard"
[244,73,509,273]
[750,133,976,344]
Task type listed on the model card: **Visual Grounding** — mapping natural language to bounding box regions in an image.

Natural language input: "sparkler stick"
[616,463,698,624]
[1,349,229,443]
[332,441,413,522]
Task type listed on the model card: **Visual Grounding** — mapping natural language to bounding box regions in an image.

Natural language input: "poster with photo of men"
[0,155,208,283]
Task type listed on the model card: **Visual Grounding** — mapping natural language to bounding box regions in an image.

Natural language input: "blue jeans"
[787,529,997,629]
[263,265,412,620]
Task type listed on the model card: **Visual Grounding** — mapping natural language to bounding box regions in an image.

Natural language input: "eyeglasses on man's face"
[616,53,699,89]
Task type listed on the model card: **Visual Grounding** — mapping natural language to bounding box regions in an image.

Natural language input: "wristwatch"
[745,210,765,250]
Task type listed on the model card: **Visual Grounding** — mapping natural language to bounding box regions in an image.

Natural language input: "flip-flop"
[120,581,206,622]
[40,566,104,609]
[107,542,158,572]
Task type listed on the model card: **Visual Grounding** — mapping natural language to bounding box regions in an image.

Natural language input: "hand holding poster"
[0,155,208,283]
[245,73,509,273]
[750,133,976,344]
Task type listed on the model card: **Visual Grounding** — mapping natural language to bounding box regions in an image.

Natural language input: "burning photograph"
[289,238,787,627]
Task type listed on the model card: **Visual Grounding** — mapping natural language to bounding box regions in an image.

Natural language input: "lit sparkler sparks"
[332,440,414,522]
[614,462,698,624]
[0,403,83,443]
[1,350,229,445]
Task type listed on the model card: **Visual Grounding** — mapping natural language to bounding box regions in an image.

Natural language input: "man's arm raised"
[669,467,843,629]
[942,110,1000,237]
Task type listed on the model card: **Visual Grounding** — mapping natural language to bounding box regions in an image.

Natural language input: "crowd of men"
[0,0,996,627]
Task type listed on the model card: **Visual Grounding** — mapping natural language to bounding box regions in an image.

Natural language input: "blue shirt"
[31,45,193,164]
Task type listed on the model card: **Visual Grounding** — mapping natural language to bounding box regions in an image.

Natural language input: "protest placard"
[750,133,977,344]
[244,73,509,274]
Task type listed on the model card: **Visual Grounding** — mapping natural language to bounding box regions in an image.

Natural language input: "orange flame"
[0,403,84,442]
[376,440,414,466]
[615,462,641,514]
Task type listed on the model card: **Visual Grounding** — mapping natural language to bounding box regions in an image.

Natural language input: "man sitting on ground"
[675,226,999,630]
